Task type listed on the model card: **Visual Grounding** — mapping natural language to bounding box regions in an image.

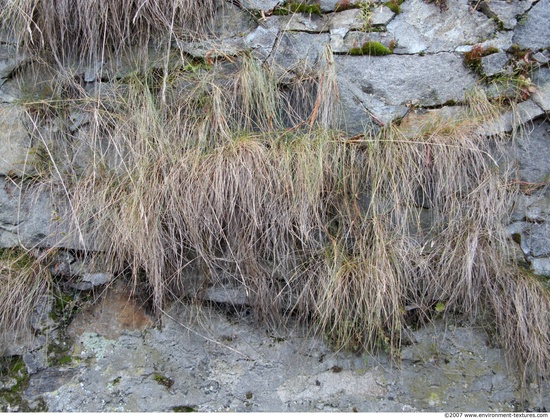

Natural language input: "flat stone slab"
[30,303,549,412]
[268,32,331,73]
[480,99,545,137]
[0,45,28,79]
[532,68,550,112]
[513,0,550,51]
[479,0,537,30]
[387,0,496,53]
[0,104,35,177]
[335,53,478,107]
[526,222,550,258]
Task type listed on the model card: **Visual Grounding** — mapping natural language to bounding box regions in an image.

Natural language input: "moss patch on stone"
[0,356,47,412]
[349,41,392,56]
[272,1,322,15]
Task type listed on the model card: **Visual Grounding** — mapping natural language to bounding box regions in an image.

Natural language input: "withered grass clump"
[0,248,52,351]
[3,47,549,382]
[0,0,217,66]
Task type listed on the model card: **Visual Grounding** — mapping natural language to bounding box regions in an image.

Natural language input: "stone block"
[480,52,509,77]
[0,104,40,177]
[526,222,550,257]
[531,257,550,277]
[0,45,28,79]
[513,0,550,51]
[387,0,496,53]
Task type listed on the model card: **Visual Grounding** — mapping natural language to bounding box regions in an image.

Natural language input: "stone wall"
[1,0,550,412]
[0,0,549,275]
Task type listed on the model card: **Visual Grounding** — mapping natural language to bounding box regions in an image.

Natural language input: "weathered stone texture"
[0,104,35,177]
[0,45,28,80]
[479,0,537,30]
[480,52,509,77]
[513,0,550,50]
[336,53,478,107]
[387,0,496,53]
[268,32,331,73]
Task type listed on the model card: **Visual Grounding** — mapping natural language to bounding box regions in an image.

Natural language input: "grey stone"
[388,21,427,54]
[531,257,550,277]
[321,0,364,12]
[532,68,550,112]
[455,31,514,54]
[329,28,349,53]
[478,31,514,52]
[525,195,550,223]
[335,52,478,132]
[479,99,545,137]
[513,0,550,51]
[337,77,408,133]
[507,222,531,255]
[268,32,331,74]
[335,53,478,107]
[180,37,246,60]
[244,25,279,59]
[329,9,365,31]
[30,295,56,333]
[320,0,341,12]
[370,5,396,26]
[0,104,37,177]
[0,377,18,391]
[23,347,49,375]
[0,178,91,250]
[69,112,90,132]
[72,273,114,290]
[479,0,536,30]
[84,62,103,83]
[210,2,257,38]
[32,304,549,412]
[202,284,251,305]
[25,369,77,399]
[513,118,550,183]
[480,52,509,77]
[532,52,550,64]
[0,331,44,357]
[0,45,28,79]
[271,13,329,32]
[241,0,280,11]
[387,0,496,54]
[526,222,550,257]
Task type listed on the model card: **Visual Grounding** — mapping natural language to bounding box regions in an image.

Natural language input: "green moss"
[384,0,403,14]
[47,338,73,367]
[508,44,528,61]
[0,356,47,412]
[0,248,35,270]
[491,16,504,31]
[152,373,174,389]
[272,1,322,15]
[57,355,72,365]
[173,406,197,412]
[463,45,500,74]
[349,41,392,56]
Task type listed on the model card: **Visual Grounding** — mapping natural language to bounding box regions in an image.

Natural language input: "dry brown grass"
[0,0,217,67]
[2,42,548,382]
[0,248,52,349]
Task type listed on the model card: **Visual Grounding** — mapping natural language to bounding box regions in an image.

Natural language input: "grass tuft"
[0,0,217,67]
[0,248,52,350]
